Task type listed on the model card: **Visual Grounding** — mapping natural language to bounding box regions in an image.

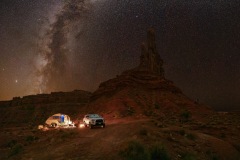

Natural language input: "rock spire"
[138,28,164,76]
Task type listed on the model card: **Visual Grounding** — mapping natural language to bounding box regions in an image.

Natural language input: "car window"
[53,116,59,119]
[89,114,101,118]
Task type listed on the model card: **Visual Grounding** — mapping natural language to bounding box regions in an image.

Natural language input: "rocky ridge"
[0,90,92,127]
[92,28,177,98]
[88,28,212,120]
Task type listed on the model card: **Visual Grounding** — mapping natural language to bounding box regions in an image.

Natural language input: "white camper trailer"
[45,113,74,128]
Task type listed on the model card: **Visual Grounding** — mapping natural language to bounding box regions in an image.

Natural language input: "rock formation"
[89,28,212,119]
[123,28,164,76]
[138,28,164,76]
[93,28,181,98]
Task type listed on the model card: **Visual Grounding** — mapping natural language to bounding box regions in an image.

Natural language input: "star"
[0,0,239,111]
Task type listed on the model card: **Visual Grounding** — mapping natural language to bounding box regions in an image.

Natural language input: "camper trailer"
[45,113,74,128]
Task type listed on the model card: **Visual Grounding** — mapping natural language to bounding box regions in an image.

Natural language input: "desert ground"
[1,111,240,160]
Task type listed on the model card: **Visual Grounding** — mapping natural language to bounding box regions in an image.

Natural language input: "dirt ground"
[0,112,240,160]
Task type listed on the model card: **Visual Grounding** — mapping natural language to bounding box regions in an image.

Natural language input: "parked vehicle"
[45,113,74,128]
[83,114,105,129]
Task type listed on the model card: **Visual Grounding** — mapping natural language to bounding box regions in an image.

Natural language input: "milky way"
[35,0,92,93]
[0,0,240,111]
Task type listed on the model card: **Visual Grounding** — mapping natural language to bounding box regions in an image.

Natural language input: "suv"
[83,114,105,129]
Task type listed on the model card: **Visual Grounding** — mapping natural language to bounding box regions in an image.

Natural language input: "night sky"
[0,0,239,111]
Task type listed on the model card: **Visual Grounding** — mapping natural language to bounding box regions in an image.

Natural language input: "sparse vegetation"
[25,135,39,143]
[150,144,170,160]
[220,133,226,138]
[233,143,240,152]
[155,122,164,128]
[124,103,135,116]
[26,105,35,111]
[180,110,191,122]
[177,129,196,140]
[135,99,143,107]
[127,106,135,115]
[6,139,17,148]
[186,133,197,140]
[145,110,154,116]
[206,150,219,160]
[119,141,149,160]
[59,130,78,139]
[154,103,160,109]
[139,128,148,136]
[120,141,170,160]
[8,143,23,157]
[177,129,185,136]
[181,152,196,160]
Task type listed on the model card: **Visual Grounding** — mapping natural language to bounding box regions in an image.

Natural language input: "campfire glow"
[79,124,85,128]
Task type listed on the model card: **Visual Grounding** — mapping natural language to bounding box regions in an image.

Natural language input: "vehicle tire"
[51,123,57,128]
[89,124,93,129]
[84,121,87,127]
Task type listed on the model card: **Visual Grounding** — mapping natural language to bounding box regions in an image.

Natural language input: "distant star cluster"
[0,0,240,111]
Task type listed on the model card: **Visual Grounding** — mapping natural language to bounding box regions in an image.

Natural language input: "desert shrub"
[120,141,171,160]
[26,105,35,111]
[8,143,23,157]
[60,130,77,139]
[233,143,240,152]
[186,133,197,140]
[145,110,153,116]
[178,129,186,136]
[124,103,135,116]
[6,139,17,148]
[154,103,160,109]
[61,131,72,139]
[206,150,219,160]
[119,141,149,160]
[220,133,226,138]
[135,99,143,107]
[150,144,170,160]
[211,156,219,160]
[31,129,38,134]
[154,121,164,128]
[181,152,196,160]
[139,129,148,136]
[127,107,135,115]
[25,135,39,142]
[113,112,122,118]
[180,111,191,122]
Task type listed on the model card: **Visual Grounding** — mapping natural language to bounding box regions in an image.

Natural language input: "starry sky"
[0,0,239,111]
